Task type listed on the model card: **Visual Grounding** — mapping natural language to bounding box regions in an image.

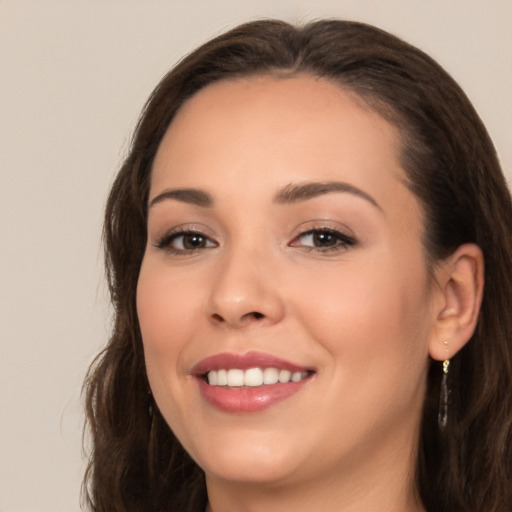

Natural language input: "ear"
[429,243,484,361]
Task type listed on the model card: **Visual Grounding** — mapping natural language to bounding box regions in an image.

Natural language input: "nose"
[207,247,285,328]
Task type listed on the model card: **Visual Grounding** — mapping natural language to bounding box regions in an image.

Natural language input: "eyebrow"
[274,181,382,210]
[149,188,214,209]
[148,181,382,211]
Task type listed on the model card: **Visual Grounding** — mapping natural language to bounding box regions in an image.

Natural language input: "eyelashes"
[290,227,356,252]
[155,230,218,254]
[154,226,357,256]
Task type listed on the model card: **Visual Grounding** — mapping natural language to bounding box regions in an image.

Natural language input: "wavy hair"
[83,19,512,511]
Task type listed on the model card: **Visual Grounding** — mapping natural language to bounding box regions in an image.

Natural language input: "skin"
[137,75,482,511]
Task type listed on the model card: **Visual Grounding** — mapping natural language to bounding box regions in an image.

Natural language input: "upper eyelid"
[152,227,217,250]
[291,227,356,244]
[152,222,217,240]
[290,221,356,240]
[151,221,357,249]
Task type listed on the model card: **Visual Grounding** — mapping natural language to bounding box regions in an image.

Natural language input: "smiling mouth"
[205,367,314,387]
[193,352,315,412]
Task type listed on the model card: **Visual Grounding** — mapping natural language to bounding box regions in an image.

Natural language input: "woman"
[83,19,512,511]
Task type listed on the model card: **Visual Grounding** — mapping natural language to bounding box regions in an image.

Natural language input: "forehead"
[151,74,407,203]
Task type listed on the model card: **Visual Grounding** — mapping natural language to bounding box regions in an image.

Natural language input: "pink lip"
[192,351,314,413]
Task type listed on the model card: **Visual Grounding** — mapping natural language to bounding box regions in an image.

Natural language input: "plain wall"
[1,1,510,511]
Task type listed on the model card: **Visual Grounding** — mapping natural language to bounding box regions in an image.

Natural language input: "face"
[137,75,436,489]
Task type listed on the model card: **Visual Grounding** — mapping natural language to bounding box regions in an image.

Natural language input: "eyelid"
[158,231,216,249]
[150,221,357,256]
[152,224,219,254]
[289,223,357,252]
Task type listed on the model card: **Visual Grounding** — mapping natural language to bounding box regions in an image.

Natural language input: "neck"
[205,477,424,512]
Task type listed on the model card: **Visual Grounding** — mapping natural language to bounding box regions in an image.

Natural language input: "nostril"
[210,311,266,326]
[242,311,265,321]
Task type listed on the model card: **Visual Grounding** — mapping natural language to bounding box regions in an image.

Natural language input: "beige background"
[0,1,510,511]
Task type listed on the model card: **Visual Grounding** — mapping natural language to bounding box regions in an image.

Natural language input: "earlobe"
[429,243,484,361]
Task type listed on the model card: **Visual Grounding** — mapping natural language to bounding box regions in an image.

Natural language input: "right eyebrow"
[148,188,214,209]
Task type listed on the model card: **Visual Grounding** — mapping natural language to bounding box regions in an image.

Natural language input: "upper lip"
[191,351,314,376]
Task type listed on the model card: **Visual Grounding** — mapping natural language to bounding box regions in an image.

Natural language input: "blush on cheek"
[137,271,174,333]
[137,273,203,388]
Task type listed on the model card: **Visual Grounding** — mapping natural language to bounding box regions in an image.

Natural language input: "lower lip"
[197,377,310,413]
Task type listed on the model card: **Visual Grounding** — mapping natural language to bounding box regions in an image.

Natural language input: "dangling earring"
[148,387,153,418]
[438,341,450,429]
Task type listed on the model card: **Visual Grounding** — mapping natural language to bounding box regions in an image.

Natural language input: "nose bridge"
[207,236,284,327]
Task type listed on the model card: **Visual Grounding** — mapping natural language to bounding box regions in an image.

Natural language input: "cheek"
[136,260,207,439]
[136,260,201,380]
[309,263,430,433]
[292,251,432,376]
[138,256,205,331]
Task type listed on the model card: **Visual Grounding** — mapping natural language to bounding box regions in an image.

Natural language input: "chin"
[191,430,307,485]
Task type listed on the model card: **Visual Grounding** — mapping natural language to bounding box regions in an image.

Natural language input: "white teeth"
[226,369,244,387]
[244,368,264,387]
[278,369,292,383]
[291,371,303,382]
[217,369,227,386]
[207,371,217,385]
[263,367,279,385]
[206,367,310,387]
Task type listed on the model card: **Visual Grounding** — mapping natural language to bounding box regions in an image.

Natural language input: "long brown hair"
[83,19,512,511]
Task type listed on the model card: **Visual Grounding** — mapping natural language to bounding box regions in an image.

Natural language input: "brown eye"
[311,231,338,247]
[156,230,217,253]
[291,228,356,252]
[181,233,208,249]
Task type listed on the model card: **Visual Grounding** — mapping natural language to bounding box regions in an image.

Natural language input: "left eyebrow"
[274,181,382,211]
